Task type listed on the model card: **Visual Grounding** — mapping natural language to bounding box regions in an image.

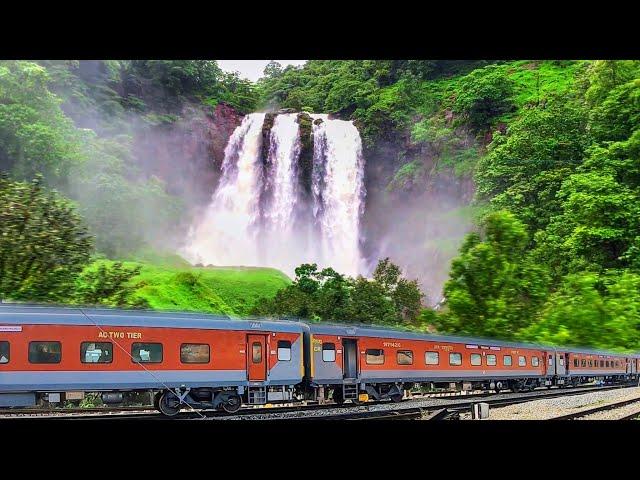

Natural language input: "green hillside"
[86,253,291,317]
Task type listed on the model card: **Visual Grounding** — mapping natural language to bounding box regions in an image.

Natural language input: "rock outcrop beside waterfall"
[133,102,244,209]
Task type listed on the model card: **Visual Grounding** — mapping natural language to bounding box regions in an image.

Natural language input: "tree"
[263,61,283,80]
[373,258,423,323]
[475,97,589,234]
[535,171,640,277]
[452,65,515,130]
[0,60,86,187]
[73,261,149,308]
[0,175,93,302]
[345,276,397,324]
[436,211,550,339]
[519,272,640,351]
[251,259,425,326]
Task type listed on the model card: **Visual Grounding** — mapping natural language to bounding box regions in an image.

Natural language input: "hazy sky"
[217,60,307,82]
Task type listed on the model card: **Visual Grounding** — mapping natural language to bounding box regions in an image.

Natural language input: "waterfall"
[259,113,303,273]
[182,113,265,266]
[312,116,366,276]
[182,111,366,278]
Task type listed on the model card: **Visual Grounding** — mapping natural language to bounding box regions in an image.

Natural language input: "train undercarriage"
[3,373,637,416]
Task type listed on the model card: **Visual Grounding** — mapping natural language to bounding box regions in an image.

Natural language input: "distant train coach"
[0,304,638,416]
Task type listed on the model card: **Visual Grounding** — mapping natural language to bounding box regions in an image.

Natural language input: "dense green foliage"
[73,262,148,308]
[451,65,516,130]
[435,60,640,352]
[0,175,93,302]
[437,211,550,339]
[251,259,425,327]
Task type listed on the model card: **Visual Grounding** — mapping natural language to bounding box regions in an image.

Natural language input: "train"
[1,304,638,416]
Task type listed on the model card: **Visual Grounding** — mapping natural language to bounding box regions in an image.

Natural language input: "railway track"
[0,390,498,418]
[0,383,633,420]
[549,398,640,420]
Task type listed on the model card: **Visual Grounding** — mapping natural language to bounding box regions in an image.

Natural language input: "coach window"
[29,341,62,364]
[181,344,210,364]
[252,343,262,364]
[322,343,336,362]
[518,356,526,367]
[574,358,579,367]
[581,359,587,367]
[532,356,540,367]
[486,354,497,366]
[503,355,512,366]
[81,342,113,364]
[425,351,439,365]
[397,350,413,365]
[449,353,462,366]
[132,343,163,363]
[0,341,9,364]
[277,341,291,361]
[470,353,482,366]
[600,360,604,368]
[548,355,553,366]
[366,349,385,365]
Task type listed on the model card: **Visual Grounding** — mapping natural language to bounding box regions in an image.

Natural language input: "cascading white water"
[259,113,303,273]
[181,113,265,266]
[263,114,300,228]
[311,115,366,275]
[182,111,366,278]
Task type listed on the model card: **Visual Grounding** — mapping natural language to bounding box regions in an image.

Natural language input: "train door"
[556,352,566,376]
[247,334,267,381]
[342,338,358,379]
[546,352,555,376]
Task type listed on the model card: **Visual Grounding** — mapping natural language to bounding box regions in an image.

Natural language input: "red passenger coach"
[305,323,639,404]
[0,305,305,416]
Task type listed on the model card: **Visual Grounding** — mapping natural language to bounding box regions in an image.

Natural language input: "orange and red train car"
[0,304,638,416]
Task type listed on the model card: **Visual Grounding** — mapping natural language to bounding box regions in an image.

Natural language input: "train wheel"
[222,394,242,413]
[390,393,403,403]
[332,389,344,405]
[157,391,181,417]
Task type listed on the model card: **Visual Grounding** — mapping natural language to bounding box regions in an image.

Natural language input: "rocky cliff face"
[360,125,477,306]
[133,102,243,211]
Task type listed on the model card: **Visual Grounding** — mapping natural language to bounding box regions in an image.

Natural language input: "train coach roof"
[0,304,305,333]
[302,321,640,358]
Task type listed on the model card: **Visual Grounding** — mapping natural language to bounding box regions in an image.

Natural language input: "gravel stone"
[487,387,640,420]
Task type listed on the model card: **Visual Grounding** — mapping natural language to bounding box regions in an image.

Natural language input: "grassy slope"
[94,251,292,316]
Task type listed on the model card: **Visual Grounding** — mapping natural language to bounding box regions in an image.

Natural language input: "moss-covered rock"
[258,113,277,225]
[261,113,276,164]
[297,112,314,197]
